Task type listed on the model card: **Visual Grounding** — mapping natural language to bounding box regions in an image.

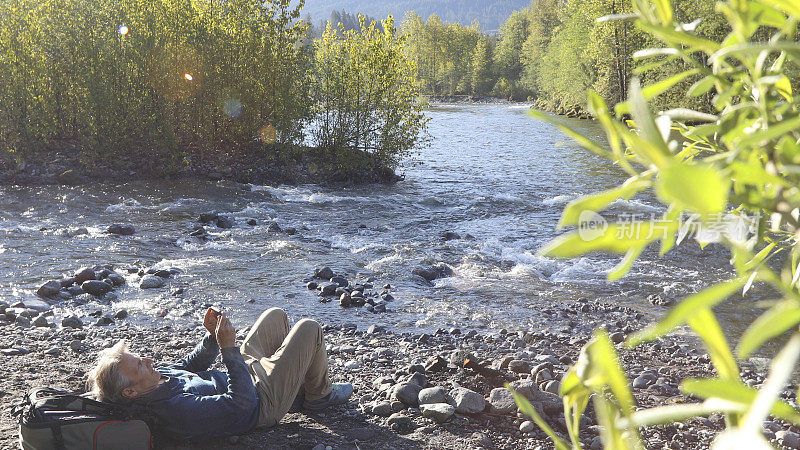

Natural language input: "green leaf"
[637,22,721,53]
[682,379,800,424]
[539,222,661,258]
[620,402,732,428]
[744,333,800,431]
[759,0,800,18]
[737,116,800,149]
[652,0,673,24]
[608,246,643,281]
[687,308,739,380]
[628,278,746,345]
[509,387,570,450]
[655,163,730,215]
[558,175,652,228]
[528,110,610,157]
[628,78,673,167]
[617,70,699,114]
[687,75,717,97]
[587,331,636,414]
[737,300,800,358]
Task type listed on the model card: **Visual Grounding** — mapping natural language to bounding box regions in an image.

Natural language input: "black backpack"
[12,387,156,450]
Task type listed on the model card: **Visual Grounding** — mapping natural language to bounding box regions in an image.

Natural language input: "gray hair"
[87,340,132,403]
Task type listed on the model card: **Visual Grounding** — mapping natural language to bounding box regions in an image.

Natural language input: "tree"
[312,15,429,168]
[471,37,494,96]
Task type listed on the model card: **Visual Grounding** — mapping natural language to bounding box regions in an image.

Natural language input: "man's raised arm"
[168,308,223,372]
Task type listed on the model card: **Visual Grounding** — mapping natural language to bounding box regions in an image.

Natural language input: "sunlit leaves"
[655,164,730,215]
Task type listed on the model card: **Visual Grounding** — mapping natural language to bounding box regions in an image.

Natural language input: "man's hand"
[215,313,237,349]
[203,308,220,335]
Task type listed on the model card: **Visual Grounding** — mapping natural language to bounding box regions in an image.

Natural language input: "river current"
[0,103,754,336]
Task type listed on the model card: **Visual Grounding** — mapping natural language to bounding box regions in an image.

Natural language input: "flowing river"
[0,103,756,337]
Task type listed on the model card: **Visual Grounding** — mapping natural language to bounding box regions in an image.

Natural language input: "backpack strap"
[50,425,66,450]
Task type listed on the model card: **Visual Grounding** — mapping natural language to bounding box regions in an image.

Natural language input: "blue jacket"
[134,333,259,441]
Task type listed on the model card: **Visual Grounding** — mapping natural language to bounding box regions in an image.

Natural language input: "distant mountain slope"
[300,0,531,33]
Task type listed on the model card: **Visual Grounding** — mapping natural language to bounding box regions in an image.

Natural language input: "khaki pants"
[240,308,332,427]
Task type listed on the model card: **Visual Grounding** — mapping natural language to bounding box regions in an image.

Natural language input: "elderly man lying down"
[87,307,353,441]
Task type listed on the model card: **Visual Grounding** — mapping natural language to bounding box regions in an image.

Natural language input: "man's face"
[118,352,161,399]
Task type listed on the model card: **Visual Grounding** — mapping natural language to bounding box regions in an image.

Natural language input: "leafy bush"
[312,15,428,169]
[520,0,800,447]
[0,0,310,168]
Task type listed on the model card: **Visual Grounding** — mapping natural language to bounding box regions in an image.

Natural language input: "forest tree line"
[398,0,781,113]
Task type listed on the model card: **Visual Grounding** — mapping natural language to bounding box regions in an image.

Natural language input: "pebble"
[777,430,800,449]
[420,403,455,423]
[45,347,61,356]
[449,387,485,414]
[407,372,427,388]
[36,280,62,298]
[520,420,535,433]
[81,280,112,296]
[392,382,423,407]
[372,401,392,417]
[107,224,135,235]
[488,387,517,414]
[344,360,362,370]
[69,340,83,352]
[140,275,166,289]
[387,413,413,431]
[508,359,531,373]
[418,386,448,405]
[74,267,96,284]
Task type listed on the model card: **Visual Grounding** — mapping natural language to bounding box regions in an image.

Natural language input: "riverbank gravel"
[2,292,794,449]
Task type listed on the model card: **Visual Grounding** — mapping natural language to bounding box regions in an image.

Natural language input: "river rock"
[330,276,348,287]
[15,316,31,327]
[442,231,460,241]
[33,315,51,327]
[95,316,114,326]
[318,282,338,296]
[69,340,83,352]
[421,403,455,423]
[216,216,235,229]
[81,280,112,296]
[306,281,318,290]
[777,430,800,449]
[23,299,52,312]
[114,310,128,320]
[37,280,62,298]
[267,221,281,232]
[140,275,166,289]
[199,212,219,223]
[488,388,517,414]
[60,277,76,287]
[62,315,84,329]
[107,273,125,286]
[314,266,334,280]
[508,359,531,374]
[449,387,486,414]
[107,224,135,235]
[520,421,535,433]
[372,401,392,417]
[412,263,454,282]
[418,386,448,405]
[74,267,96,284]
[392,382,423,407]
[425,356,447,372]
[407,372,427,388]
[387,413,413,431]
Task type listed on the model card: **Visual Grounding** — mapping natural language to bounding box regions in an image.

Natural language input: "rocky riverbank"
[529,99,593,120]
[0,143,400,186]
[2,273,796,449]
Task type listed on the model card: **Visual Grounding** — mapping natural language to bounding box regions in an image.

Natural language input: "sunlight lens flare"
[259,125,277,144]
[118,25,129,35]
[184,73,194,81]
